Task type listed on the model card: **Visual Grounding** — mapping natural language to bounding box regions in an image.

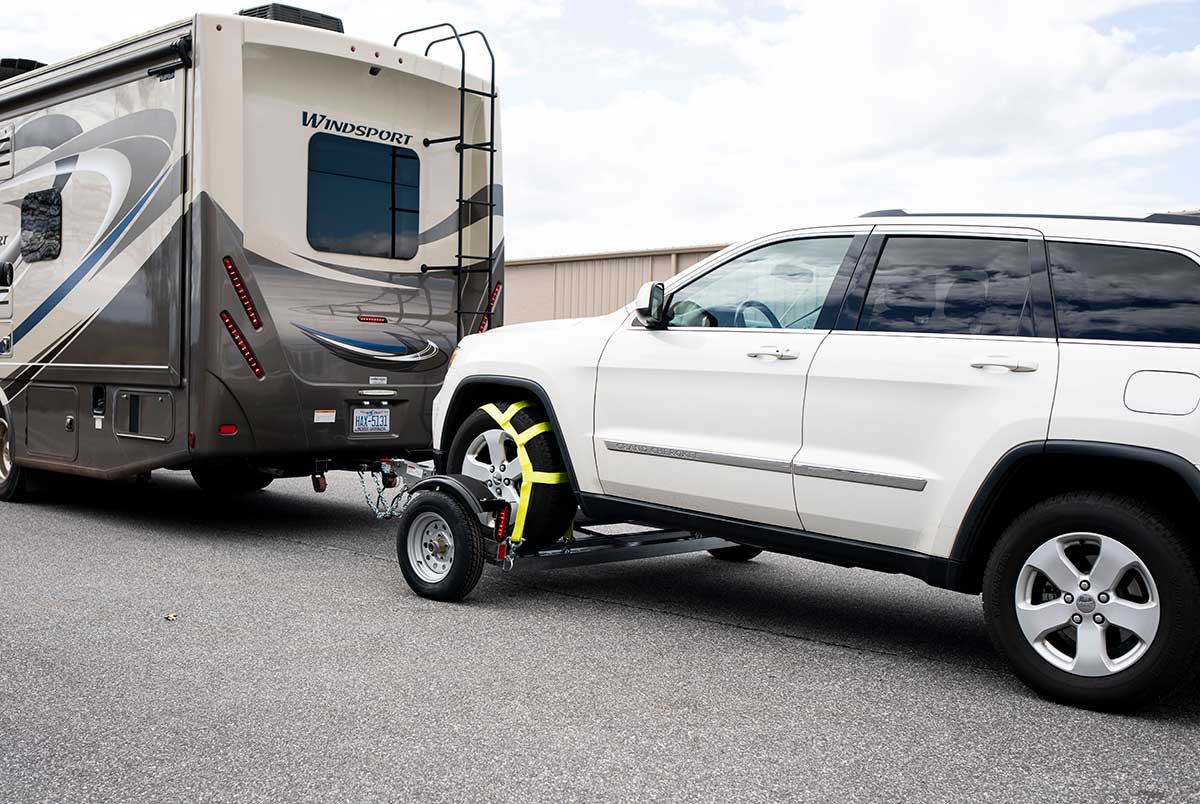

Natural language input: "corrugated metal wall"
[504,245,726,324]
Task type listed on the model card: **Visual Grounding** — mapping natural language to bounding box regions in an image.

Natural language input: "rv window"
[21,188,62,263]
[307,133,420,260]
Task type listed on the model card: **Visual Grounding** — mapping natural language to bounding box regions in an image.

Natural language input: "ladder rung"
[421,264,492,274]
[423,135,462,147]
[462,87,497,98]
[456,309,495,317]
[458,198,495,208]
[457,255,494,262]
[458,143,494,152]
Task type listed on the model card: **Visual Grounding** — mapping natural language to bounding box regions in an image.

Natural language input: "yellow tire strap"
[479,402,570,544]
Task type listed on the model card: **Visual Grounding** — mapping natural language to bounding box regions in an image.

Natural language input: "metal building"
[504,244,727,324]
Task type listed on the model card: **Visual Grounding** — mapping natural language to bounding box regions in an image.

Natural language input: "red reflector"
[497,542,507,561]
[188,432,196,449]
[477,281,503,334]
[223,256,262,331]
[219,311,265,379]
[496,504,511,541]
[218,424,238,436]
[357,315,388,324]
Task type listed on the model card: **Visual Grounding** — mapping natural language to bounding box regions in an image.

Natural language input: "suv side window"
[666,237,854,329]
[1048,242,1200,344]
[859,237,1032,336]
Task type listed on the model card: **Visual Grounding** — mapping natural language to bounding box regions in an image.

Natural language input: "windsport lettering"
[301,111,414,145]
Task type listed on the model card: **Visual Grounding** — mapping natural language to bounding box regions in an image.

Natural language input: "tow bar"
[393,473,738,602]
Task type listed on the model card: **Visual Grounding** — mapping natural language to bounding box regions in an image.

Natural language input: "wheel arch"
[439,375,583,500]
[951,440,1200,593]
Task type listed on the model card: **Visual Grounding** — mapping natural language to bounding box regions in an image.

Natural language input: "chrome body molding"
[791,463,927,492]
[603,439,928,491]
[602,440,793,474]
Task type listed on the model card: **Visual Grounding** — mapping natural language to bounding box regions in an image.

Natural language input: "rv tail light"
[219,311,265,379]
[223,257,262,331]
[218,424,238,436]
[357,315,388,324]
[477,281,503,334]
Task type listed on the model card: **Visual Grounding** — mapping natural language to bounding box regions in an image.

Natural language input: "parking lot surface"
[2,472,1199,803]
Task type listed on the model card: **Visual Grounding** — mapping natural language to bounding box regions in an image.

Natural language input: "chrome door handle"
[971,356,1039,373]
[747,346,799,360]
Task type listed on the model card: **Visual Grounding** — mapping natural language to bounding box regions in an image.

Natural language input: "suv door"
[794,227,1059,555]
[594,228,868,528]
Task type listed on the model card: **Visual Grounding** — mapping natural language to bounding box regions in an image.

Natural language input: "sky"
[5,0,1200,258]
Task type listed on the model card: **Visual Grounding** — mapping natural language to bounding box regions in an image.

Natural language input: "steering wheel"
[734,300,782,329]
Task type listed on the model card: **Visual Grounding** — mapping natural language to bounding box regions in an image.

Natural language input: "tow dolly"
[377,471,740,602]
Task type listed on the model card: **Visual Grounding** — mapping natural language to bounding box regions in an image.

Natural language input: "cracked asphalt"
[2,471,1199,803]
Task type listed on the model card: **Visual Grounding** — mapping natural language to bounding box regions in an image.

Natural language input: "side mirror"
[0,262,12,288]
[633,281,667,329]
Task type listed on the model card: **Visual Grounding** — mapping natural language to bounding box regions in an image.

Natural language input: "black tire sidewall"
[708,545,763,562]
[0,411,24,502]
[983,495,1200,709]
[395,492,484,602]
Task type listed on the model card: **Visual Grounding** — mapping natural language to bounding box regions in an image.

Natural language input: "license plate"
[352,407,391,434]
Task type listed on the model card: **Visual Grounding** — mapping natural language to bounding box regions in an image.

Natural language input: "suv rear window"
[1048,242,1200,344]
[307,133,420,260]
[858,237,1033,336]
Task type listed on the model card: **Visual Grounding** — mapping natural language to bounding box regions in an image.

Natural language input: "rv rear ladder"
[395,24,499,340]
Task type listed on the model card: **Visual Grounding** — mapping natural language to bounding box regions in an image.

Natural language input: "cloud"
[504,0,1200,255]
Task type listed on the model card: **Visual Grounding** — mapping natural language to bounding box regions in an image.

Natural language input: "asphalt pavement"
[1,471,1198,803]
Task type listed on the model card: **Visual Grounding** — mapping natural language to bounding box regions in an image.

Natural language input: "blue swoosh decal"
[13,168,170,345]
[293,323,409,355]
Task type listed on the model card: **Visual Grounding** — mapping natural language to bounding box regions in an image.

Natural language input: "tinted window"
[859,237,1032,336]
[667,237,853,329]
[1048,242,1200,343]
[21,188,62,263]
[307,133,420,260]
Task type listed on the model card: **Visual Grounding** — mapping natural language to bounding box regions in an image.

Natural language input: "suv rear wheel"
[983,492,1200,710]
[447,401,575,549]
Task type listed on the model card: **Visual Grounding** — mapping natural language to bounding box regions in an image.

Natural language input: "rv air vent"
[0,58,47,82]
[0,125,13,182]
[238,4,344,33]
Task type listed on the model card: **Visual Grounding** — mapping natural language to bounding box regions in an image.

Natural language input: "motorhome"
[0,6,502,498]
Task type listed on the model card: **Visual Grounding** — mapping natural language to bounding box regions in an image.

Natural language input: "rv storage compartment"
[25,385,78,460]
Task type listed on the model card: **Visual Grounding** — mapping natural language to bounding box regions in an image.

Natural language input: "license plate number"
[352,408,391,434]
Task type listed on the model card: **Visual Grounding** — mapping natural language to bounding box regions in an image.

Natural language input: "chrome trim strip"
[791,463,927,492]
[603,440,792,474]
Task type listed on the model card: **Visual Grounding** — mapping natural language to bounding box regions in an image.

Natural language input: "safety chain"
[357,470,411,520]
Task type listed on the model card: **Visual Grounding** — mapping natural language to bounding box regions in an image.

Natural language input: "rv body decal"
[300,111,413,146]
[292,322,440,365]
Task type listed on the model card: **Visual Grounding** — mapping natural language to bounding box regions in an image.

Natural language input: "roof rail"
[858,210,1200,227]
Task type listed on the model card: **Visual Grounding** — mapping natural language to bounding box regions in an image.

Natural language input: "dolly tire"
[396,491,485,602]
[448,401,576,549]
[0,411,28,503]
[707,545,763,562]
[190,462,274,494]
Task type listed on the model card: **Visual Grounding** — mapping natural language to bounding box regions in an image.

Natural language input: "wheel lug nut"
[1080,580,1091,591]
[490,466,495,472]
[1063,593,1074,604]
[1093,614,1105,624]
[1072,614,1083,624]
[503,478,511,485]
[1098,593,1109,604]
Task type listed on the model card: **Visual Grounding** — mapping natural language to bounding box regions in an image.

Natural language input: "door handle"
[971,356,1039,373]
[747,346,799,360]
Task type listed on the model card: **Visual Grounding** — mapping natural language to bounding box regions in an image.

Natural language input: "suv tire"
[447,401,575,549]
[983,492,1200,710]
[0,412,28,502]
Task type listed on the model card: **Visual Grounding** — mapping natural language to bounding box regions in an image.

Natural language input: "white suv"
[432,211,1200,709]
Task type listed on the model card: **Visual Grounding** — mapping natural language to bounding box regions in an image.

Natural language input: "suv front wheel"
[983,492,1200,710]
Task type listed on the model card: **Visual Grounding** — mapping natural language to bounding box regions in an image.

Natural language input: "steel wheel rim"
[459,428,522,506]
[0,418,11,485]
[1014,531,1160,677]
[407,511,455,584]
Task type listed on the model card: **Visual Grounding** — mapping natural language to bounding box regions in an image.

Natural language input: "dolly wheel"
[396,491,485,602]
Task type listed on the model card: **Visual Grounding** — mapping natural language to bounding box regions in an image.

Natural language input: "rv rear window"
[307,133,420,260]
[21,188,62,263]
